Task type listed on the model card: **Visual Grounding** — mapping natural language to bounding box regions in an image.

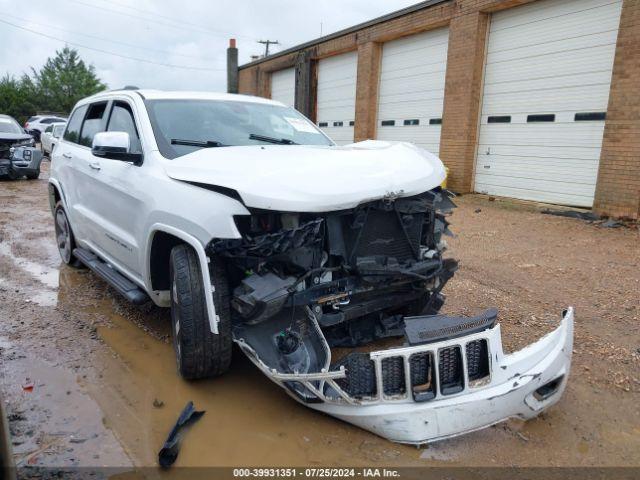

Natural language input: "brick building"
[237,0,639,218]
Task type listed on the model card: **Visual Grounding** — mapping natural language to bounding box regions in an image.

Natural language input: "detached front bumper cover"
[237,307,574,444]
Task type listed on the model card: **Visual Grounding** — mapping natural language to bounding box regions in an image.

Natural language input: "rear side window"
[107,102,142,153]
[63,105,88,144]
[79,102,108,147]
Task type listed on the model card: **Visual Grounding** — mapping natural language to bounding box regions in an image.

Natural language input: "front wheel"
[26,169,40,180]
[169,244,232,380]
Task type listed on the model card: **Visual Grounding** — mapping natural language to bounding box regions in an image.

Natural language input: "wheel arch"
[149,230,185,291]
[145,224,219,334]
[48,180,65,215]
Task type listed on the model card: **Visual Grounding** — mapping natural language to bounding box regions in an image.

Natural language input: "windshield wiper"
[171,138,226,148]
[248,133,298,145]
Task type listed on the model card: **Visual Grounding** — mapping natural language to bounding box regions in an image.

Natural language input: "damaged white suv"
[49,89,573,444]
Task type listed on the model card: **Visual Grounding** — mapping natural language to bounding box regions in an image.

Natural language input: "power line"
[68,0,255,41]
[88,0,256,41]
[0,18,225,71]
[1,12,222,61]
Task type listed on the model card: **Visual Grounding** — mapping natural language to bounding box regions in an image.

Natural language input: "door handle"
[62,152,72,159]
[89,161,101,171]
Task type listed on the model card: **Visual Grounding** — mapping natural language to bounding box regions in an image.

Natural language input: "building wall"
[238,0,640,218]
[593,0,640,218]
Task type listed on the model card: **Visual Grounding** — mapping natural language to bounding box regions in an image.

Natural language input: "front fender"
[144,224,220,334]
[48,178,66,215]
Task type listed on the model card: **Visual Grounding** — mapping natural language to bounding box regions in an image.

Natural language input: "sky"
[0,0,420,91]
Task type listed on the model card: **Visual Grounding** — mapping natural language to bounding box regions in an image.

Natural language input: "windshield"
[145,99,334,159]
[0,117,23,134]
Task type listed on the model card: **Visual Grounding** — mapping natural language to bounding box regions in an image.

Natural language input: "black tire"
[6,169,19,181]
[26,169,40,180]
[53,201,83,268]
[169,244,232,380]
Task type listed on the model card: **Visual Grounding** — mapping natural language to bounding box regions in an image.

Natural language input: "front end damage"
[208,188,573,444]
[0,146,42,179]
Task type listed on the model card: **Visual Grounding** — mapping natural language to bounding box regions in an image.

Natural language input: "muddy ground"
[0,161,638,474]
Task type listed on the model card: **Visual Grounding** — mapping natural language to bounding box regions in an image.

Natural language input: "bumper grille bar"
[329,335,491,403]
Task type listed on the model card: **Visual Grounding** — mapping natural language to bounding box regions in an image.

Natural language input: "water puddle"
[0,335,12,350]
[80,303,425,467]
[0,342,130,467]
[0,272,58,307]
[28,290,58,307]
[0,241,59,289]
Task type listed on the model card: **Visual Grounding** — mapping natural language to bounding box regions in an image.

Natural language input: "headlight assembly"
[14,138,34,147]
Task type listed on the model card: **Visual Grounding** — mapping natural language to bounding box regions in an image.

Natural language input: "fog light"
[534,375,564,401]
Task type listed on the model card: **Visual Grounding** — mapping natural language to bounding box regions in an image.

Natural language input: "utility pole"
[258,39,279,57]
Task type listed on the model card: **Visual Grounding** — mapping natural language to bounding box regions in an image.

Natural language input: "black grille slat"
[410,353,429,386]
[381,357,405,395]
[466,339,489,382]
[332,342,488,401]
[410,352,436,402]
[439,346,464,395]
[333,353,377,399]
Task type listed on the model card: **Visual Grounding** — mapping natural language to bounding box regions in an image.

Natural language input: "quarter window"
[107,102,142,153]
[63,105,88,144]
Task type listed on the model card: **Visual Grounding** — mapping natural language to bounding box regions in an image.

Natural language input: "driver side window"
[107,101,142,154]
[78,102,108,147]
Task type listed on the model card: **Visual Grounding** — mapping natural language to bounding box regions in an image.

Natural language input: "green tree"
[31,46,107,114]
[0,74,37,123]
[0,47,107,123]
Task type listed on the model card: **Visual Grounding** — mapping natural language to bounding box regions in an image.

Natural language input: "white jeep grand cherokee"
[49,89,573,444]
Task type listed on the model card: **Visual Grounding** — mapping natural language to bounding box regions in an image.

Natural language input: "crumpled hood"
[164,140,446,212]
[0,133,32,143]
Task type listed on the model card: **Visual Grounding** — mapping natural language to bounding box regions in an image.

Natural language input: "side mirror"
[92,131,142,165]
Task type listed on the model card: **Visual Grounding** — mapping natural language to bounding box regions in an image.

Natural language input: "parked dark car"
[0,114,42,180]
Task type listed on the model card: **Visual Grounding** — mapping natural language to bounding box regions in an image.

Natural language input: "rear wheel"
[169,244,232,379]
[54,202,82,268]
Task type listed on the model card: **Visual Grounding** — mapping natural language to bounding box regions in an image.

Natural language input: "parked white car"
[41,122,66,156]
[48,89,573,444]
[24,115,67,141]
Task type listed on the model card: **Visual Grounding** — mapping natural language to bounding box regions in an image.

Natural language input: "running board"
[73,248,149,305]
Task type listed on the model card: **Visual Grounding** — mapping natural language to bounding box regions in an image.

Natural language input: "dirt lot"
[0,161,638,472]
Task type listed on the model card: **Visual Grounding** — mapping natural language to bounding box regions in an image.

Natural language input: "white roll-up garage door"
[270,68,296,107]
[376,27,449,156]
[475,0,623,207]
[317,51,358,145]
